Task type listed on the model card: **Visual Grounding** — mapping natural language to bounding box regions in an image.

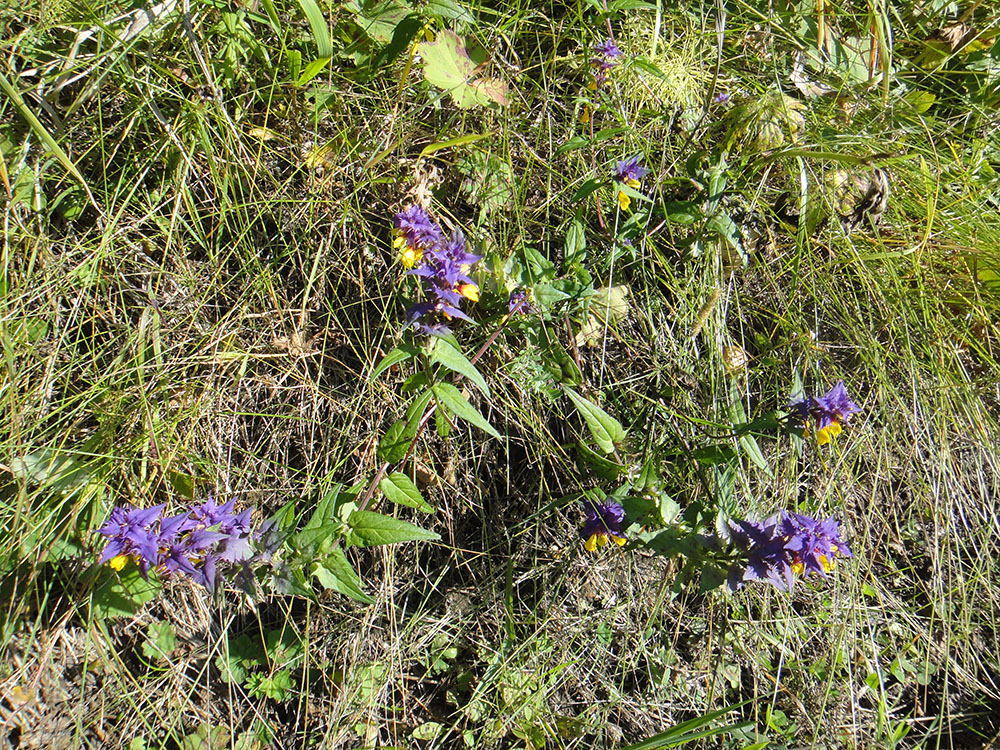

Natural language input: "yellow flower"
[617,177,640,212]
[816,421,842,446]
[458,283,480,302]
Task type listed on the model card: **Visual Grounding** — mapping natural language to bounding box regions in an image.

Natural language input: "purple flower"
[614,156,650,183]
[779,512,852,578]
[790,381,861,445]
[96,504,165,573]
[728,511,852,591]
[396,210,482,336]
[507,289,534,315]
[393,205,443,250]
[594,39,622,60]
[728,516,794,591]
[713,92,731,104]
[580,499,627,552]
[590,39,623,90]
[613,156,650,211]
[95,496,257,592]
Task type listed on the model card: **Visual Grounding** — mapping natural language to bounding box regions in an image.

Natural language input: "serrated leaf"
[416,30,508,108]
[428,339,489,397]
[562,386,626,454]
[431,382,500,439]
[347,509,440,546]
[313,547,374,603]
[380,472,433,512]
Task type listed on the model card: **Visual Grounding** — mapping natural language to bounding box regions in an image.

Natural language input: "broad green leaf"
[570,178,604,204]
[313,547,374,603]
[305,483,343,530]
[370,343,419,380]
[576,442,624,480]
[416,30,508,109]
[556,136,591,156]
[377,390,433,463]
[347,509,440,546]
[663,200,701,224]
[91,566,160,619]
[608,0,657,10]
[295,0,332,58]
[380,472,433,512]
[431,382,500,439]
[564,217,587,265]
[296,56,331,86]
[424,0,474,21]
[142,621,177,661]
[562,386,626,455]
[11,447,100,497]
[428,338,489,396]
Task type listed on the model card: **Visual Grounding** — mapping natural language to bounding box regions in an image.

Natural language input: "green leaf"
[576,442,624,480]
[420,132,493,158]
[304,483,343,530]
[91,565,160,619]
[347,509,440,547]
[416,30,508,108]
[424,0,475,21]
[377,390,433,463]
[663,200,702,224]
[142,621,177,661]
[562,386,626,455]
[247,669,294,701]
[380,472,433,512]
[428,338,489,397]
[370,343,419,380]
[296,56,331,86]
[313,547,375,603]
[11,447,95,494]
[621,701,752,749]
[0,71,97,212]
[564,217,587,265]
[294,0,333,58]
[570,178,604,204]
[431,382,501,439]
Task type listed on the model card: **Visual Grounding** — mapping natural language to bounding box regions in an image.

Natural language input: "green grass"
[2,0,1000,747]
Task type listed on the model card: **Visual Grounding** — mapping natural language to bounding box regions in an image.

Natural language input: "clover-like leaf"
[416,30,508,109]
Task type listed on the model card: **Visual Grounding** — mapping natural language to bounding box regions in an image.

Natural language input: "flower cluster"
[97,497,254,591]
[591,39,622,90]
[791,380,861,445]
[727,511,852,591]
[613,156,650,212]
[579,498,627,552]
[394,205,482,336]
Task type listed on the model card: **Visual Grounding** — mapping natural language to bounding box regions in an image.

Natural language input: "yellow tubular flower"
[400,245,423,269]
[458,283,480,302]
[816,421,843,446]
